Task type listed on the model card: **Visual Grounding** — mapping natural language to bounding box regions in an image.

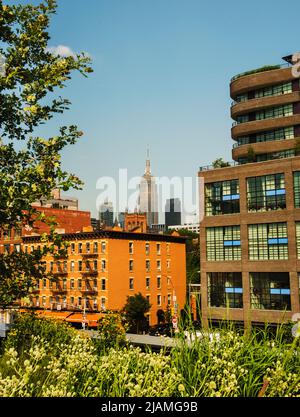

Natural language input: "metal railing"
[199,161,239,172]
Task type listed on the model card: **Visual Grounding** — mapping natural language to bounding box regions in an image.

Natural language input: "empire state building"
[138,151,159,228]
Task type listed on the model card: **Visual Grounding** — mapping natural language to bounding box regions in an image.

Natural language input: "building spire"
[145,146,151,175]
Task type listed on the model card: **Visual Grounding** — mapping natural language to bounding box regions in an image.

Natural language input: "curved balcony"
[232,138,297,161]
[231,91,300,119]
[230,67,294,99]
[231,114,300,139]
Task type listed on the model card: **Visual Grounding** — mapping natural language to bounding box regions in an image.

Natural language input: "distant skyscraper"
[118,212,126,229]
[165,198,182,227]
[138,150,159,228]
[99,200,114,228]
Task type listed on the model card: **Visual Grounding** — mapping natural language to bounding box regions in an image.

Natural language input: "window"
[63,261,67,272]
[129,242,134,254]
[14,228,21,240]
[101,297,106,311]
[166,243,170,254]
[129,278,134,290]
[78,279,82,290]
[145,243,150,255]
[255,82,292,98]
[101,241,106,253]
[42,296,46,307]
[78,243,83,254]
[247,173,286,212]
[295,223,300,259]
[256,126,294,143]
[157,295,162,306]
[250,272,291,310]
[255,149,295,162]
[101,279,106,291]
[157,260,161,271]
[208,272,243,308]
[146,260,150,272]
[294,172,300,208]
[167,294,172,305]
[4,244,10,254]
[146,295,150,304]
[78,260,82,272]
[63,279,67,290]
[70,296,75,306]
[86,260,91,271]
[14,244,21,253]
[205,180,240,216]
[43,279,47,289]
[206,226,241,261]
[93,279,98,290]
[93,242,98,253]
[86,242,90,253]
[93,260,98,271]
[256,104,293,120]
[101,260,106,272]
[156,243,161,255]
[157,276,161,289]
[248,223,288,260]
[146,277,150,289]
[78,297,82,307]
[3,229,11,240]
[167,259,171,269]
[235,93,248,103]
[236,114,249,124]
[129,260,134,272]
[70,261,75,272]
[70,279,75,290]
[71,243,75,253]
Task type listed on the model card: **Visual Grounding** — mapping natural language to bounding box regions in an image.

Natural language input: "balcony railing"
[199,161,239,172]
[81,287,98,294]
[53,269,68,276]
[81,252,98,258]
[81,269,98,276]
[51,286,68,294]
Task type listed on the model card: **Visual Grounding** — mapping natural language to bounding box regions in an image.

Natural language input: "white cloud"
[46,45,76,58]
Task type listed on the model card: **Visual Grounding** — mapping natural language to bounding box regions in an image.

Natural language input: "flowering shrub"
[96,312,127,349]
[0,314,299,397]
[0,315,183,397]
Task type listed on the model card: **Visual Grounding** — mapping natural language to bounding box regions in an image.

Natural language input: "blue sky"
[10,0,300,218]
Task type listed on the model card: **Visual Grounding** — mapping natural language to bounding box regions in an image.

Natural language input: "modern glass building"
[199,55,300,327]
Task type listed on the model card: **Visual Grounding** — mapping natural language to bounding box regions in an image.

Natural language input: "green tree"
[174,228,200,286]
[212,158,231,168]
[247,146,256,162]
[0,0,92,308]
[123,292,151,334]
